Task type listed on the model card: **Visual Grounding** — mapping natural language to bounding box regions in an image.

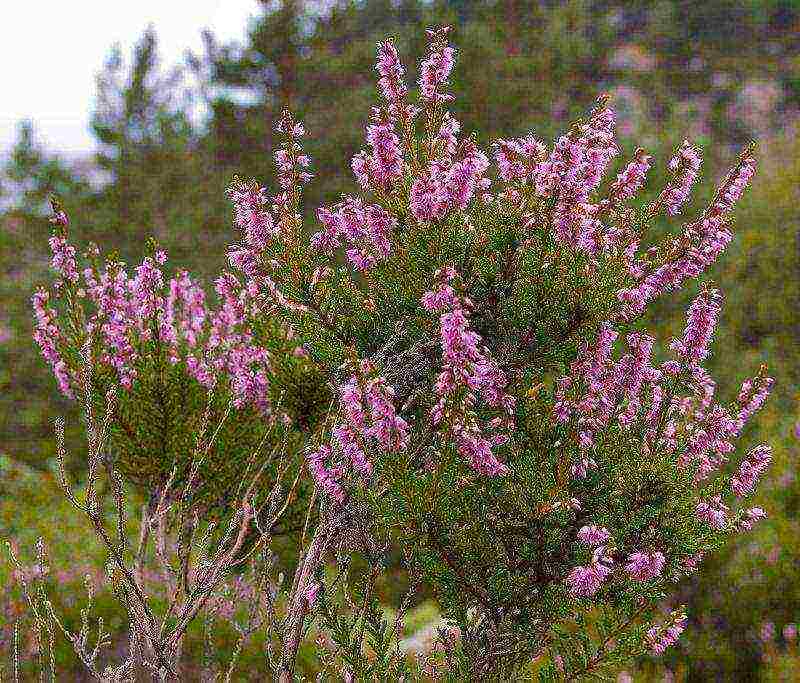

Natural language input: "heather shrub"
[8,26,776,681]
[631,128,800,680]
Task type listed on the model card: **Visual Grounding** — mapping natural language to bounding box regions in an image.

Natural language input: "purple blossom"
[577,526,611,546]
[662,140,702,216]
[305,581,321,606]
[624,551,665,581]
[669,287,722,367]
[312,197,396,271]
[696,496,729,529]
[567,547,613,597]
[731,444,772,497]
[419,27,455,104]
[410,171,449,222]
[603,148,652,209]
[647,613,687,655]
[376,40,407,110]
[423,278,515,476]
[307,445,346,504]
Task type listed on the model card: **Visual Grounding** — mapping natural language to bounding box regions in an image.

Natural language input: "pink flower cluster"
[554,324,659,457]
[422,271,516,476]
[307,445,346,504]
[492,135,547,184]
[419,27,455,104]
[227,113,312,285]
[32,288,75,398]
[662,140,703,216]
[335,363,410,475]
[409,130,490,223]
[375,39,408,115]
[556,288,771,488]
[731,444,772,497]
[48,235,79,288]
[312,196,396,272]
[618,152,756,320]
[624,551,666,581]
[601,148,652,210]
[646,612,687,655]
[226,179,277,279]
[35,232,279,417]
[307,361,409,501]
[352,39,415,192]
[273,111,314,195]
[696,496,729,530]
[355,28,490,220]
[669,286,722,367]
[739,506,767,531]
[576,525,611,546]
[567,546,613,597]
[734,369,773,431]
[540,103,620,253]
[352,108,404,191]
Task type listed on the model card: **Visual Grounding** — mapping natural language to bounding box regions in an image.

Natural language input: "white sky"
[0,0,260,154]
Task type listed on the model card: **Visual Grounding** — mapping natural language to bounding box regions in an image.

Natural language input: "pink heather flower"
[226,179,276,279]
[734,372,773,434]
[313,197,395,271]
[556,324,659,446]
[49,208,69,227]
[32,288,75,398]
[618,153,754,322]
[445,142,491,210]
[566,563,611,598]
[696,496,728,529]
[421,283,458,313]
[683,553,705,573]
[452,424,509,476]
[410,171,449,222]
[273,112,313,188]
[436,112,460,156]
[577,526,611,546]
[783,624,797,641]
[353,108,404,190]
[313,368,410,491]
[624,551,665,581]
[662,140,702,216]
[731,444,772,497]
[603,148,652,209]
[493,135,546,184]
[164,270,208,359]
[307,445,346,504]
[419,27,455,104]
[48,235,80,286]
[376,40,407,107]
[362,376,410,452]
[647,613,687,655]
[669,287,722,367]
[571,454,596,478]
[760,621,776,642]
[739,506,767,531]
[423,279,515,475]
[567,547,613,598]
[545,104,618,253]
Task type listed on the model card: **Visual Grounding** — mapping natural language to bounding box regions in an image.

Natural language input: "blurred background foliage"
[1,0,799,679]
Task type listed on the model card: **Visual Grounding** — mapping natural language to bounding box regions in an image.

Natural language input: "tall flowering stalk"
[29,26,772,681]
